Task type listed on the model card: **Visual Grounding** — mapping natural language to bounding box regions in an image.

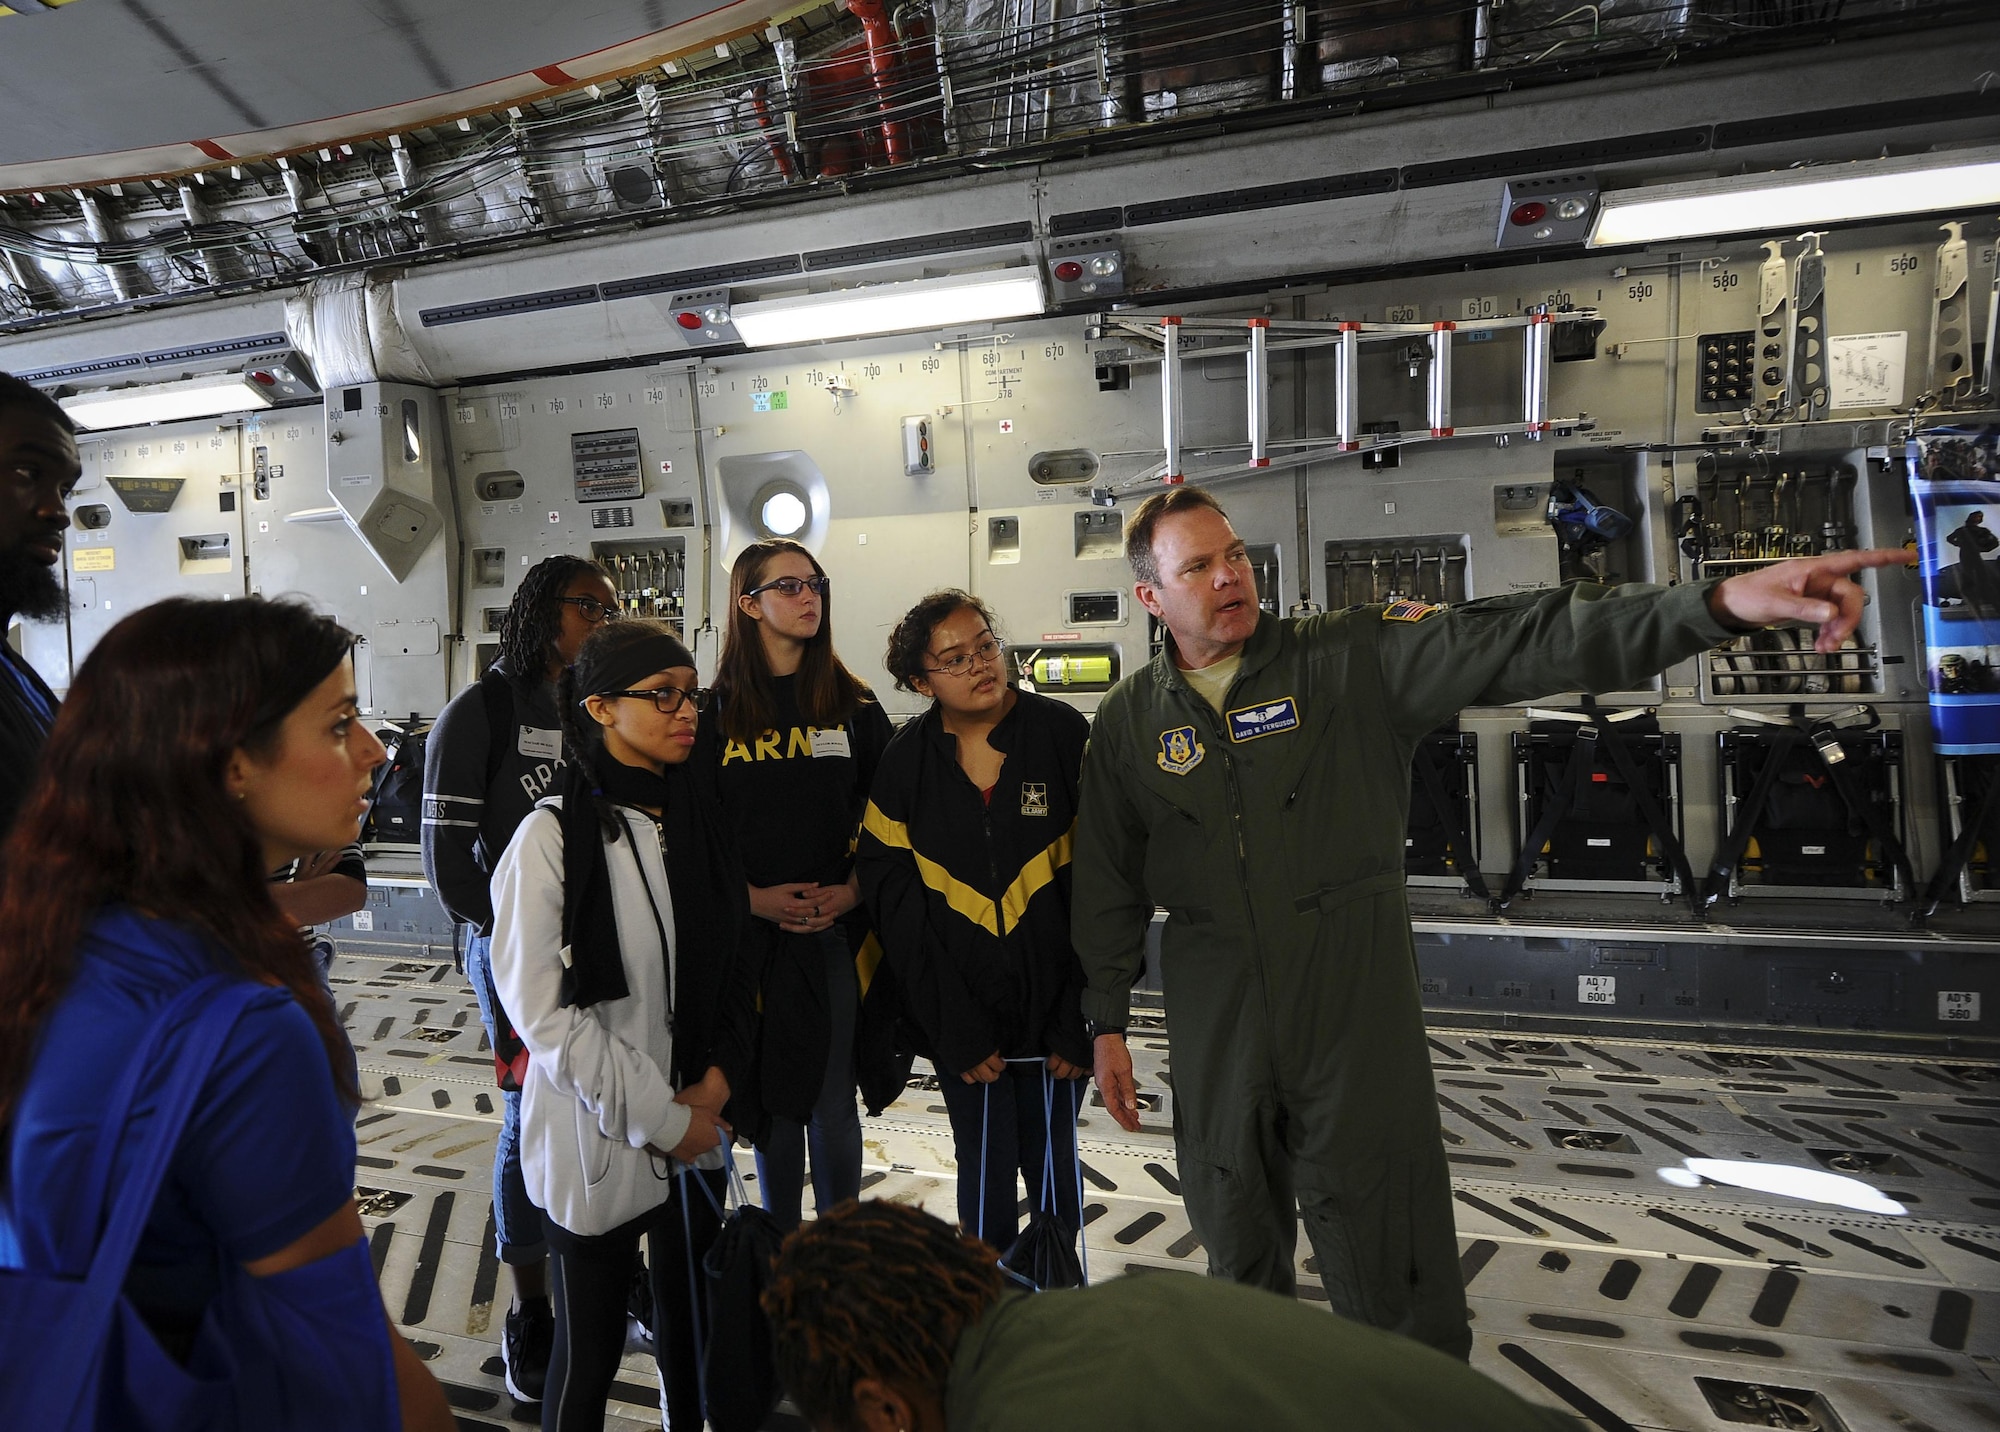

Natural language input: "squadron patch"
[1382,599,1444,622]
[1226,696,1300,743]
[1156,726,1205,776]
[1020,782,1049,817]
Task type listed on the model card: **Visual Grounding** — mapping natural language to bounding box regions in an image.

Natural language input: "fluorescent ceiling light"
[1588,147,2000,248]
[58,370,278,430]
[730,268,1046,348]
[1656,1158,1906,1216]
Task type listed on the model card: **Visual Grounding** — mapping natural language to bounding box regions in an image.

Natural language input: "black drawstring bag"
[993,1070,1089,1292]
[681,1160,785,1432]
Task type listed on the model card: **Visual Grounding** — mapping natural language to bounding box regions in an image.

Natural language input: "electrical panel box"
[570,428,646,503]
[1066,590,1124,626]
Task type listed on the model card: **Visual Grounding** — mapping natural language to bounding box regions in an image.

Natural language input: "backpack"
[364,717,429,844]
[367,668,517,845]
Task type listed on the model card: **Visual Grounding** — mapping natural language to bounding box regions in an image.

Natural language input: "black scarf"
[556,747,745,1076]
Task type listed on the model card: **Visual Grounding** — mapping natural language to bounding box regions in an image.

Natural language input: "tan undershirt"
[1179,650,1243,716]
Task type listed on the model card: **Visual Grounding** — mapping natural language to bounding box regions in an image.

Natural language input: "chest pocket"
[1263,693,1340,803]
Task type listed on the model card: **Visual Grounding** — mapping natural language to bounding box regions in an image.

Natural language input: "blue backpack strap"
[33,976,272,1428]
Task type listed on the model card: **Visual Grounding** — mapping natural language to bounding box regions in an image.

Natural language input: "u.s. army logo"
[1021,783,1048,817]
[1157,726,1205,775]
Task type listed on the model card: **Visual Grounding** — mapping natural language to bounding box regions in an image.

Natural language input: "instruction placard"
[72,546,113,573]
[1829,331,1907,410]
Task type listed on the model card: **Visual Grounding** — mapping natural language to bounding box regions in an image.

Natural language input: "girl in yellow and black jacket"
[858,589,1091,1251]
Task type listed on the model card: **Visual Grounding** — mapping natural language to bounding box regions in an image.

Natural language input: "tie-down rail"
[1096,309,1598,488]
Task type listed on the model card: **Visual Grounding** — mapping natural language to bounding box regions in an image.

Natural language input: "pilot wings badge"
[1157,725,1205,775]
[1225,695,1300,743]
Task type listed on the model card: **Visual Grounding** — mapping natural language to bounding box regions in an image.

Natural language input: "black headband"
[577,632,696,698]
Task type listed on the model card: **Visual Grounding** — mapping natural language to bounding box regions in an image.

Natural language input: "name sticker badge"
[1226,696,1300,743]
[810,727,852,759]
[1020,783,1048,817]
[517,726,562,761]
[1157,726,1205,775]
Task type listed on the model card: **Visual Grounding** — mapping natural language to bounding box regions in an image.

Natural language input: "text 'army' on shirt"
[720,723,849,764]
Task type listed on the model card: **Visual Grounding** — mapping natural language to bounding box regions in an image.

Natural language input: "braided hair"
[497,554,610,680]
[762,1199,1006,1431]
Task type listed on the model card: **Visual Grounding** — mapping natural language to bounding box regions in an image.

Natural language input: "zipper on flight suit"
[1184,681,1252,883]
[1192,671,1276,1086]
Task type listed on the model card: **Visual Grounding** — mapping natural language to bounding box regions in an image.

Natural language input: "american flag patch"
[1382,599,1444,622]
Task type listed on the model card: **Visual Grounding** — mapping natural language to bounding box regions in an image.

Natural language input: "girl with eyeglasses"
[701,539,901,1230]
[487,618,756,1432]
[421,553,620,1402]
[858,590,1091,1252]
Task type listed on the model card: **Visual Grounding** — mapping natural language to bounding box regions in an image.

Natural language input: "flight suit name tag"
[517,725,562,760]
[810,727,851,759]
[1157,725,1205,775]
[1225,696,1300,743]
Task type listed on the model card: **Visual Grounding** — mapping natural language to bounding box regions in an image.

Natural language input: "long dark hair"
[714,539,870,746]
[497,554,611,680]
[0,597,360,1123]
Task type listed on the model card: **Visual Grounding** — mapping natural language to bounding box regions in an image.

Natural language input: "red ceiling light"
[1509,201,1549,227]
[674,310,704,330]
[248,370,276,385]
[1052,260,1084,282]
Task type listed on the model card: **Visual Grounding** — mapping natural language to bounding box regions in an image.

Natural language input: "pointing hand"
[1709,548,1906,654]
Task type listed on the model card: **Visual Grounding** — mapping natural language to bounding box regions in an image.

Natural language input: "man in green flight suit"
[1072,485,1902,1358]
[762,1198,1575,1432]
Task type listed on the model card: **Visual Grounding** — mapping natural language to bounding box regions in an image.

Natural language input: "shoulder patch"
[1156,726,1205,775]
[1382,599,1445,623]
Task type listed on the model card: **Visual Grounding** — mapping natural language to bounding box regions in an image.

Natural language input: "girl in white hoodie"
[489,620,756,1431]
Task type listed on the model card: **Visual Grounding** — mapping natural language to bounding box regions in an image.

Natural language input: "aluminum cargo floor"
[333,949,2000,1432]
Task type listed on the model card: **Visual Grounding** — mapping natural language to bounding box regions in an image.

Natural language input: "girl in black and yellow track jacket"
[858,590,1091,1251]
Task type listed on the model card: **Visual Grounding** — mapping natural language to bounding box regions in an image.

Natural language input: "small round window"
[758,487,808,538]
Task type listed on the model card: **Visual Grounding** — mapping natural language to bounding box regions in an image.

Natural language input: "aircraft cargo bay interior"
[1,3,1998,1431]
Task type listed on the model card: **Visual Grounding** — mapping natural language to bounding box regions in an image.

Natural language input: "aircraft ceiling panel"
[0,0,730,169]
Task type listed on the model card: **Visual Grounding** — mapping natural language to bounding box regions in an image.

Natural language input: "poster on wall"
[1909,425,2000,754]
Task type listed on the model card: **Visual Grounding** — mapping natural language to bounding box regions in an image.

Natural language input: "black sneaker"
[626,1257,655,1347]
[501,1298,552,1404]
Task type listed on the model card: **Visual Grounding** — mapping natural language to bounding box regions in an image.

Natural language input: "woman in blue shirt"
[0,596,452,1431]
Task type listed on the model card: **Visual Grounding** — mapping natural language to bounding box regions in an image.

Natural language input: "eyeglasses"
[745,575,830,600]
[925,637,1005,678]
[599,686,711,715]
[558,595,621,624]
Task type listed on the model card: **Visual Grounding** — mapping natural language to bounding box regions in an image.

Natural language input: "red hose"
[846,0,911,165]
